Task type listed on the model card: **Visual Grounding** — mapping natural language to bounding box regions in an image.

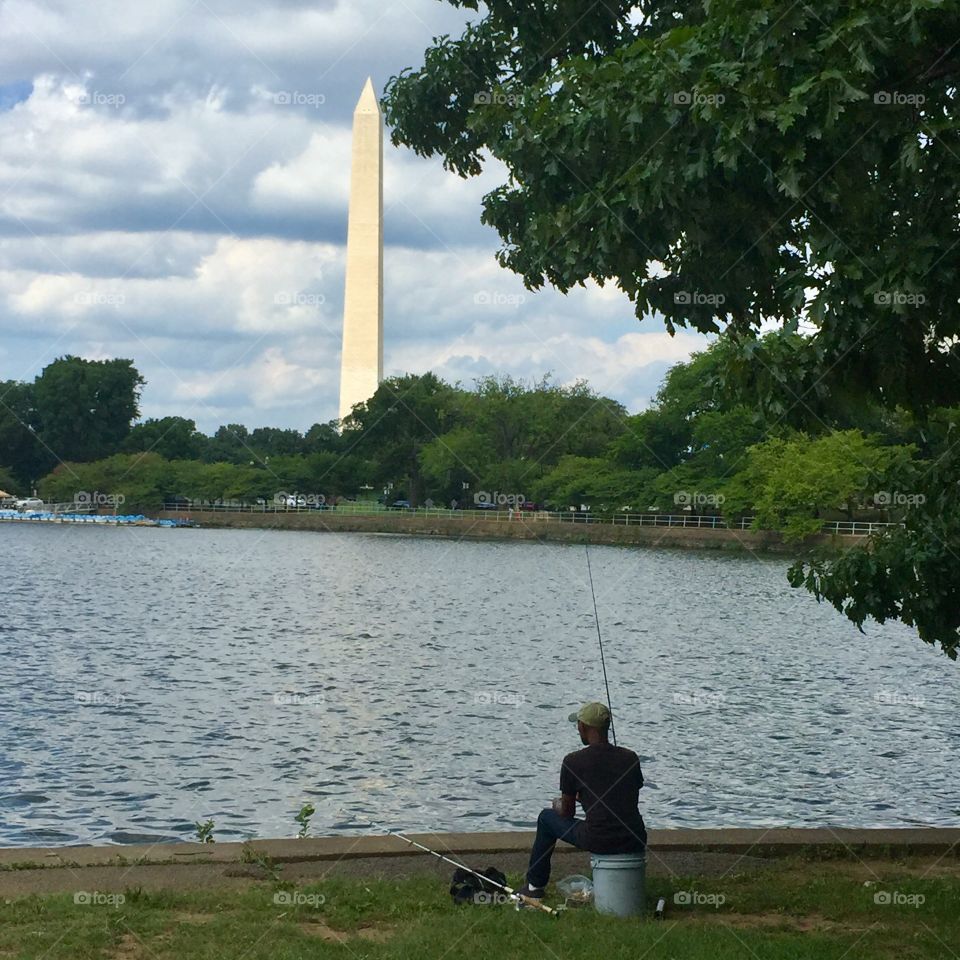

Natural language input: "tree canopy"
[383,0,960,657]
[385,1,959,408]
[32,356,144,463]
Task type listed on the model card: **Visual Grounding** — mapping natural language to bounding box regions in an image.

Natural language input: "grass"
[0,856,957,959]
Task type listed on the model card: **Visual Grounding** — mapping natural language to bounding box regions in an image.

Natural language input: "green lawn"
[0,858,956,959]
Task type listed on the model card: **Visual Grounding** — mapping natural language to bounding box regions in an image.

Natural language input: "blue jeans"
[525,808,587,889]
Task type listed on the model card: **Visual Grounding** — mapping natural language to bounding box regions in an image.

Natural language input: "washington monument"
[338,77,383,422]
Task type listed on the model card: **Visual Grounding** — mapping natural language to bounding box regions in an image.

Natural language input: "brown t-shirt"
[560,742,646,853]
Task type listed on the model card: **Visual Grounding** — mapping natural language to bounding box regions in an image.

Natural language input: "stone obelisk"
[338,77,383,422]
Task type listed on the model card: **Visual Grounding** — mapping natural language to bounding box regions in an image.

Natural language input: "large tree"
[384,1,960,657]
[205,424,253,464]
[33,357,144,464]
[0,464,19,496]
[414,375,627,502]
[723,431,918,539]
[248,427,306,458]
[123,417,208,462]
[344,372,461,504]
[0,380,48,483]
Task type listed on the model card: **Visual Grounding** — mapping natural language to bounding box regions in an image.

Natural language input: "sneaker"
[514,884,544,909]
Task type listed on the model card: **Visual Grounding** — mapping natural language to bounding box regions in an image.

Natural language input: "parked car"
[473,501,499,511]
[15,498,44,512]
[389,499,412,509]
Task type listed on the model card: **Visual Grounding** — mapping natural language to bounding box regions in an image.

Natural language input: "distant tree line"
[1,337,945,540]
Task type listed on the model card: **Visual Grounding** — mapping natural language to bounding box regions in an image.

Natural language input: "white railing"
[0,501,96,517]
[819,520,898,536]
[161,502,900,537]
[612,513,742,528]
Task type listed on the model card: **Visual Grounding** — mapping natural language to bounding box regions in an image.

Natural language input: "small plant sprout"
[195,819,215,843]
[294,803,316,839]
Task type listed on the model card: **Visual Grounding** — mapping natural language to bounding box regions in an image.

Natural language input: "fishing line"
[585,543,616,745]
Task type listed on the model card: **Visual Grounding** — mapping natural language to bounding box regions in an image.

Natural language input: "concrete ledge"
[3,829,958,871]
[646,827,960,856]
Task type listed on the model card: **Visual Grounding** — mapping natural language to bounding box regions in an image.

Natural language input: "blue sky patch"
[0,80,32,111]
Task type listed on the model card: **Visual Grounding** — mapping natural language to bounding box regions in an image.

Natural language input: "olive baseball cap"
[568,701,611,728]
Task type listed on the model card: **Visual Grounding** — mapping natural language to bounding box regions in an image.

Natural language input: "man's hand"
[552,794,576,819]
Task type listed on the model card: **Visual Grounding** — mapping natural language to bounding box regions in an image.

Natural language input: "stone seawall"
[158,509,858,553]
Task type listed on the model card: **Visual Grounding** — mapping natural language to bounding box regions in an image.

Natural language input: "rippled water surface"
[1,523,957,846]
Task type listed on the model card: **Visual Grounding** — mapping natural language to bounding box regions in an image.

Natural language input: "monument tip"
[356,76,379,113]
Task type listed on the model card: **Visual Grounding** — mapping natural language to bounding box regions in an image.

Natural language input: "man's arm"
[555,755,578,818]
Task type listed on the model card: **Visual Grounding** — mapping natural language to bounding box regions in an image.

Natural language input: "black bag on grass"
[449,866,509,905]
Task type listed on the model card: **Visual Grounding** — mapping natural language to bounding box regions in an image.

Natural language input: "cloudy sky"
[0,0,710,432]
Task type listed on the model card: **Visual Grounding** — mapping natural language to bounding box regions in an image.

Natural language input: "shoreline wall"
[157,509,860,553]
[2,828,958,868]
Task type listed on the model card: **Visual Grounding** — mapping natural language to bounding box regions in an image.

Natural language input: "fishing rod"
[351,815,560,917]
[585,543,617,745]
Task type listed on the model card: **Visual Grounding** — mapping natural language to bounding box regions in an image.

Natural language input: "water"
[1,523,957,847]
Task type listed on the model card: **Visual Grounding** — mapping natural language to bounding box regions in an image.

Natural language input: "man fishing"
[518,701,647,901]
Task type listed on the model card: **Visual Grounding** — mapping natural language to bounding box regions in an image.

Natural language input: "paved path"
[0,849,777,897]
[1,828,955,897]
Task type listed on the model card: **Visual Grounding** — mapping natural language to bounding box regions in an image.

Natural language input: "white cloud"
[170,346,331,410]
[1,235,339,338]
[251,129,352,215]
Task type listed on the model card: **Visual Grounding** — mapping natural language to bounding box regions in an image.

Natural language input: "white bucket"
[590,852,646,918]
